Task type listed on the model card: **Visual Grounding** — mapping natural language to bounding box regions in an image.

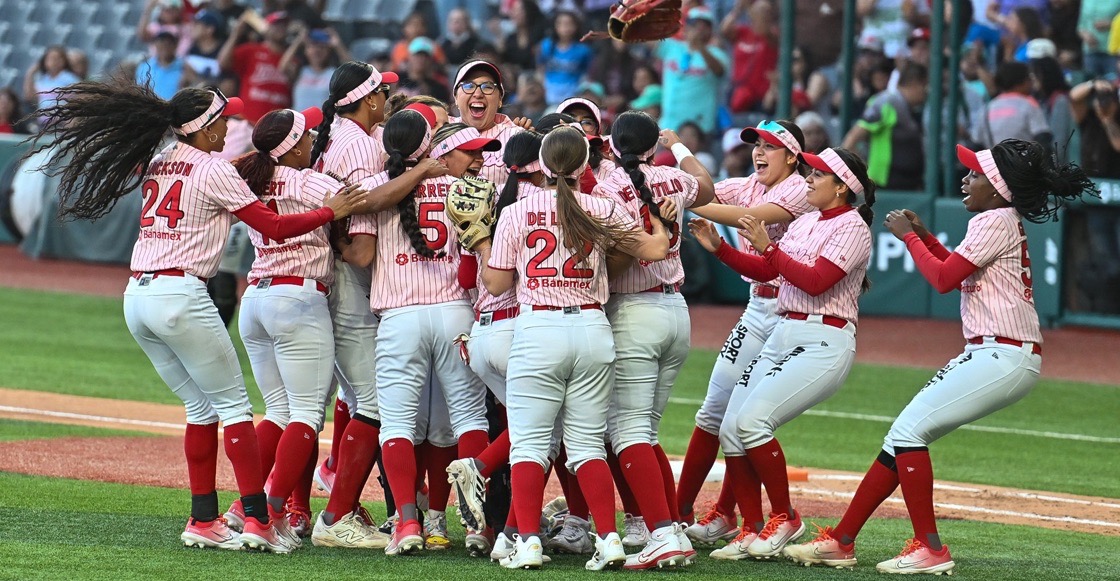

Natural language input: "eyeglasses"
[458,81,499,95]
[578,118,599,132]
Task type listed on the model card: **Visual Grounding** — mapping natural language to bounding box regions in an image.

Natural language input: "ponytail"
[832,147,876,293]
[620,153,673,229]
[381,109,438,258]
[498,130,544,223]
[992,139,1099,223]
[232,151,276,199]
[309,99,335,167]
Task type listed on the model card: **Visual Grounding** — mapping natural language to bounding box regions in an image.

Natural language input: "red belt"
[967,336,1042,355]
[784,311,852,330]
[528,303,602,314]
[476,306,519,323]
[249,276,329,294]
[132,269,207,283]
[752,285,779,299]
[641,283,681,294]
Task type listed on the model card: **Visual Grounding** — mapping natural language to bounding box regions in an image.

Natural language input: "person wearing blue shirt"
[538,11,594,106]
[136,32,191,101]
[656,7,729,134]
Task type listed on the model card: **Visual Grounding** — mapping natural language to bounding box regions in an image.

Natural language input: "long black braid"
[497,131,543,223]
[386,111,441,258]
[991,139,1099,223]
[612,111,673,229]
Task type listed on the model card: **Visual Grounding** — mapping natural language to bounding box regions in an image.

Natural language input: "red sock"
[555,449,589,519]
[324,419,381,519]
[833,458,899,544]
[724,455,764,532]
[618,444,671,527]
[288,445,317,512]
[184,422,219,495]
[427,444,457,512]
[676,427,720,517]
[327,398,350,470]
[511,461,545,536]
[652,444,680,522]
[745,438,794,519]
[414,441,431,493]
[457,429,488,460]
[895,450,939,545]
[255,419,284,478]
[266,422,317,506]
[504,497,518,531]
[382,437,418,510]
[223,421,264,497]
[576,459,617,534]
[477,429,510,478]
[716,476,737,517]
[607,448,640,515]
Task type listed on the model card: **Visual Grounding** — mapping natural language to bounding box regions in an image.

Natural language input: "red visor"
[221,97,244,118]
[956,144,983,173]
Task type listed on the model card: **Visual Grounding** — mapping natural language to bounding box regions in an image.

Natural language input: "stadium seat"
[60,4,99,27]
[87,49,116,77]
[0,67,18,91]
[68,25,106,55]
[350,37,393,62]
[29,2,66,25]
[9,47,44,80]
[379,0,418,24]
[0,21,10,44]
[6,22,41,50]
[0,45,11,70]
[34,24,73,48]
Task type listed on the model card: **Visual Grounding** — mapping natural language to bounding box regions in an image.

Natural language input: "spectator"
[209,0,248,24]
[538,11,593,106]
[656,7,729,133]
[1079,0,1120,78]
[842,61,928,190]
[1070,79,1120,178]
[137,0,192,57]
[587,39,645,113]
[441,8,481,68]
[397,37,452,103]
[0,88,32,135]
[795,110,831,153]
[1049,0,1082,57]
[630,83,663,120]
[972,61,1051,149]
[272,0,326,29]
[136,32,192,100]
[794,1,845,69]
[985,0,1049,31]
[857,0,927,59]
[219,11,293,124]
[678,121,718,174]
[509,73,548,124]
[574,81,606,107]
[23,46,80,120]
[887,27,930,91]
[284,28,349,111]
[186,10,226,84]
[719,127,752,178]
[500,0,547,74]
[763,45,829,116]
[392,12,447,71]
[631,63,659,103]
[965,0,1003,55]
[1030,55,1073,162]
[722,0,778,113]
[1001,7,1045,62]
[212,74,255,161]
[837,36,889,113]
[67,49,89,80]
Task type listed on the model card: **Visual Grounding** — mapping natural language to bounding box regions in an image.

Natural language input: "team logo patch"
[526,278,540,290]
[395,253,409,265]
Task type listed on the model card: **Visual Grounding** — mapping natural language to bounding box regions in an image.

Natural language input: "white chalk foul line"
[0,405,333,447]
[665,398,1120,444]
[812,474,1120,509]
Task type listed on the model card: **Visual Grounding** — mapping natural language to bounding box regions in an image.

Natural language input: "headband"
[428,126,500,159]
[510,160,542,174]
[976,149,1013,202]
[173,90,236,136]
[335,67,398,106]
[798,148,865,198]
[267,107,322,161]
[539,130,589,181]
[607,134,657,162]
[557,98,602,134]
[397,105,438,161]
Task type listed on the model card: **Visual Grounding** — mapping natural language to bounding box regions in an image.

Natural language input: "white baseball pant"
[883,339,1041,455]
[693,291,780,435]
[417,374,458,448]
[466,316,515,405]
[124,274,253,425]
[720,316,856,454]
[605,291,691,452]
[238,280,335,431]
[375,300,489,444]
[328,260,377,419]
[506,307,616,472]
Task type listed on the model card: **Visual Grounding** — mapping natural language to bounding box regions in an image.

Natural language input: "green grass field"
[0,286,1117,580]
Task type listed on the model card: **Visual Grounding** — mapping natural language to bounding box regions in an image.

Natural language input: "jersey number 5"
[139,180,185,229]
[1018,223,1033,301]
[418,202,449,250]
[525,229,594,279]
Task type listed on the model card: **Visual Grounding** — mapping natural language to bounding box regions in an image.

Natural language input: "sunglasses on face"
[373,83,392,94]
[756,120,788,136]
[458,81,499,95]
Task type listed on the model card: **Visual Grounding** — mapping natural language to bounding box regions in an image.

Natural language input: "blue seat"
[349,36,393,62]
[68,25,106,54]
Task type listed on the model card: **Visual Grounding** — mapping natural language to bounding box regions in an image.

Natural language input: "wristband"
[670,143,693,163]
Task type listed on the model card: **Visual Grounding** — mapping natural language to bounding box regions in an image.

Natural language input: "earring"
[208,133,217,143]
[292,149,302,157]
[370,103,378,112]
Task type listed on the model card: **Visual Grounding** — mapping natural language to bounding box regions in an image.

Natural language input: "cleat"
[747,512,805,558]
[547,515,594,554]
[240,518,295,553]
[676,522,697,564]
[311,512,390,549]
[286,507,312,538]
[378,513,397,536]
[622,513,650,548]
[354,503,376,527]
[685,504,739,545]
[314,459,336,493]
[709,525,758,560]
[271,512,302,549]
[424,511,451,550]
[585,532,627,571]
[385,518,424,556]
[542,496,568,521]
[465,527,492,556]
[624,525,685,570]
[446,459,488,530]
[223,499,245,533]
[782,525,857,568]
[181,517,241,550]
[500,534,544,569]
[491,532,514,562]
[876,539,955,575]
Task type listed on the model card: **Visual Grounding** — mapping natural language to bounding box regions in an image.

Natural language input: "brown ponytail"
[832,147,876,293]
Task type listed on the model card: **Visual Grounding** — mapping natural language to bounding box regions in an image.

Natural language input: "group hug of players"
[31,55,1096,575]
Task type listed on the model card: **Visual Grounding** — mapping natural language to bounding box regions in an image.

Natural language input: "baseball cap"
[429,125,501,159]
[1026,38,1057,59]
[408,36,436,56]
[798,148,864,196]
[307,29,332,44]
[629,84,662,109]
[687,6,714,23]
[722,128,748,154]
[741,120,802,156]
[193,10,223,30]
[857,34,884,53]
[264,11,289,25]
[907,27,931,46]
[454,60,505,97]
[956,144,1011,201]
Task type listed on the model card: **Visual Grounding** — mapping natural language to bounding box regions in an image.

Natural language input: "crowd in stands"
[6,0,1120,190]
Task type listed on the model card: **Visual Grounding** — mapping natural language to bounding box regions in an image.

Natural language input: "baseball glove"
[445,175,497,251]
[607,0,682,43]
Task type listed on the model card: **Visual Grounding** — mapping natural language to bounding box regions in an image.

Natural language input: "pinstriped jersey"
[489,190,638,307]
[468,180,545,313]
[594,164,699,293]
[777,208,871,323]
[349,173,469,311]
[715,172,811,286]
[130,142,259,278]
[448,115,523,188]
[246,166,339,285]
[313,117,385,184]
[954,207,1042,343]
[594,157,619,183]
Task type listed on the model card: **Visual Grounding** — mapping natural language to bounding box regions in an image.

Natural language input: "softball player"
[556,98,618,182]
[783,140,1096,575]
[450,60,527,188]
[347,122,499,556]
[593,111,716,569]
[475,126,672,570]
[29,81,362,552]
[231,106,346,552]
[678,121,814,546]
[690,147,876,560]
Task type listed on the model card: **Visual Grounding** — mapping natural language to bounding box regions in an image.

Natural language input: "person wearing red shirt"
[721,0,778,113]
[219,11,294,124]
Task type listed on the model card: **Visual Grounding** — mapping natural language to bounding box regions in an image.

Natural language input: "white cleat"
[313,460,335,493]
[181,517,241,550]
[223,500,245,533]
[876,539,956,575]
[624,525,687,570]
[676,522,697,565]
[311,512,391,549]
[547,515,594,554]
[465,528,492,557]
[271,512,302,549]
[709,526,759,560]
[446,459,488,530]
[500,534,545,569]
[585,532,627,571]
[622,513,650,548]
[685,505,739,545]
[490,532,515,562]
[240,519,295,554]
[782,525,857,568]
[746,512,805,559]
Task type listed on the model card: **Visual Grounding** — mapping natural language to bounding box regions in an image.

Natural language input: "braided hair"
[830,147,877,293]
[310,61,378,167]
[385,110,440,258]
[497,130,544,223]
[991,139,1098,223]
[232,109,299,198]
[611,111,673,229]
